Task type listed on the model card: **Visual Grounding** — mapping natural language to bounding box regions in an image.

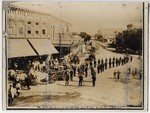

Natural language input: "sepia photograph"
[2,1,148,110]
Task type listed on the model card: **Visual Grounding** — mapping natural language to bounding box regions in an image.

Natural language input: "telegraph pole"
[59,33,62,58]
[59,2,62,58]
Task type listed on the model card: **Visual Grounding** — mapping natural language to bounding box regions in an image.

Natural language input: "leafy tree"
[71,32,77,36]
[79,32,91,42]
[116,32,124,49]
[115,27,142,54]
[94,34,103,41]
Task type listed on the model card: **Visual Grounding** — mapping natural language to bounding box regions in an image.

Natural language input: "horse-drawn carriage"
[8,69,38,88]
[48,66,65,82]
[8,63,68,88]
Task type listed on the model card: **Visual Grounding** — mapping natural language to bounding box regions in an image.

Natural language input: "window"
[27,30,31,34]
[35,31,39,34]
[36,22,38,25]
[28,22,31,24]
[42,29,45,34]
[19,27,23,34]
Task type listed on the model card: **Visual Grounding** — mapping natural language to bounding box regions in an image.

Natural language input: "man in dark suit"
[78,75,83,87]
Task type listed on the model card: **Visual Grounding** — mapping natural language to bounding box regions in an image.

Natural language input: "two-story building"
[3,3,75,58]
[3,3,77,69]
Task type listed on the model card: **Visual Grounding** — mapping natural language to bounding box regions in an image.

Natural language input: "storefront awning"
[28,39,58,55]
[7,39,37,58]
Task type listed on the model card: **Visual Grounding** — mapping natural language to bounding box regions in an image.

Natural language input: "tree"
[116,32,124,49]
[79,32,91,42]
[94,34,103,41]
[115,27,142,54]
[71,32,77,36]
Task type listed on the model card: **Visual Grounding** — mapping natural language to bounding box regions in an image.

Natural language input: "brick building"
[3,3,76,59]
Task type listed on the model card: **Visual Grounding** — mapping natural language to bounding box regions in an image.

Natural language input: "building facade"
[3,3,78,59]
[6,4,71,39]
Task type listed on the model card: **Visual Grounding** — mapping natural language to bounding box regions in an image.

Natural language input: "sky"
[12,1,143,35]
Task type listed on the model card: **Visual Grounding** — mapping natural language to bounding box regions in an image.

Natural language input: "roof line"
[8,3,72,26]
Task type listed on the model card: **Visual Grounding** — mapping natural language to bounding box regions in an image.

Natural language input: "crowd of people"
[8,53,137,105]
[113,67,142,81]
[126,67,142,79]
[96,55,133,74]
[8,57,57,105]
[8,55,81,105]
[63,63,97,87]
[63,55,133,87]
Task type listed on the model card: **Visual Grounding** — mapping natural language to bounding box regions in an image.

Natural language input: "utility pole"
[59,33,62,58]
[58,2,62,58]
